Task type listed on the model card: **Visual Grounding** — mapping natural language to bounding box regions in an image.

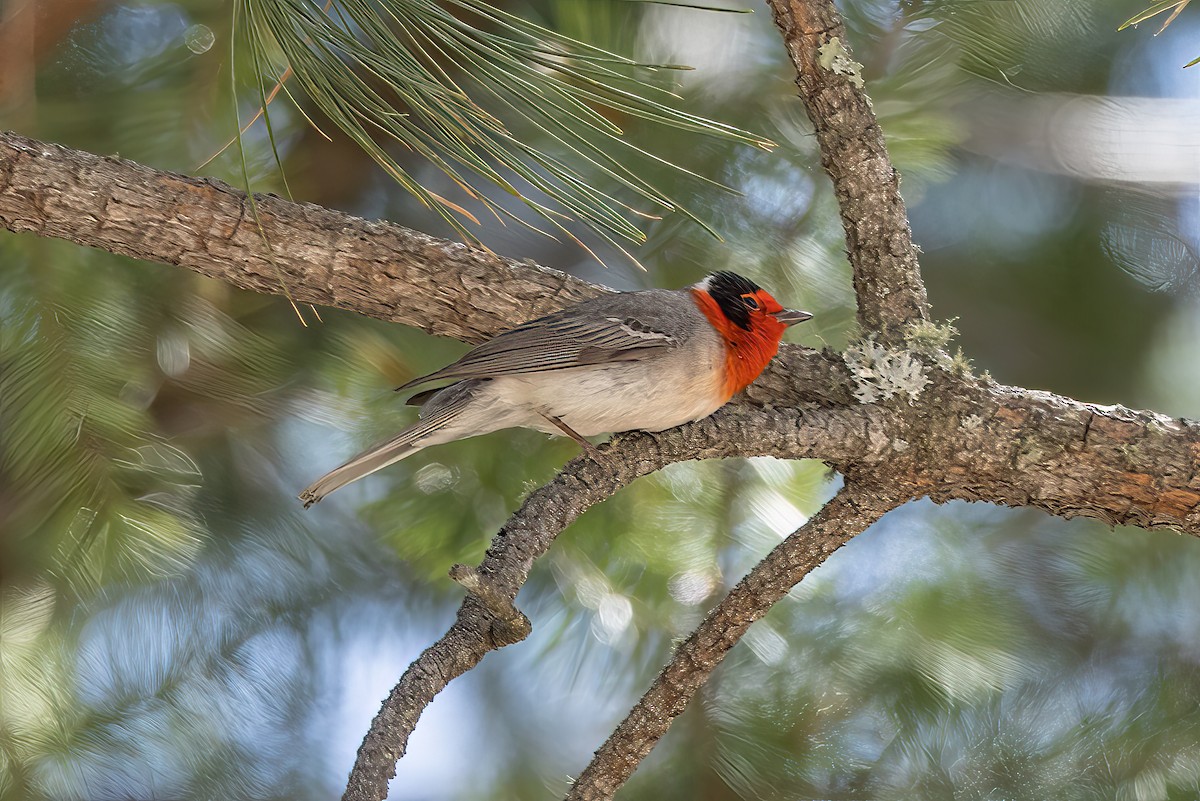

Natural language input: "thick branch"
[566,484,894,800]
[764,0,928,336]
[0,129,848,404]
[342,404,883,801]
[4,131,1198,532]
[926,381,1200,531]
[0,130,602,345]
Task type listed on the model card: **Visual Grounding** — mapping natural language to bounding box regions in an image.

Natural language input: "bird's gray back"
[398,288,707,388]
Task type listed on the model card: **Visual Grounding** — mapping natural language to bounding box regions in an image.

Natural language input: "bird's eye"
[741,294,760,310]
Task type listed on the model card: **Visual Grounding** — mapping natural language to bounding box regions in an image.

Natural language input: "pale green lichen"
[844,338,930,404]
[905,318,958,352]
[948,347,973,376]
[817,37,865,89]
[904,319,973,376]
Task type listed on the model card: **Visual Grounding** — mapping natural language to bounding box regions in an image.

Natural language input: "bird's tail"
[298,432,426,507]
[299,383,476,507]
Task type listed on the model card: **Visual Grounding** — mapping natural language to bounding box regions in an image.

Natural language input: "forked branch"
[6,2,1199,799]
[341,405,885,801]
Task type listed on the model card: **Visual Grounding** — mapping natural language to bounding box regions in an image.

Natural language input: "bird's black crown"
[706,271,762,330]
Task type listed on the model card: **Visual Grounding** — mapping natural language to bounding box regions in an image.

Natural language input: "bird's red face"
[691,271,812,399]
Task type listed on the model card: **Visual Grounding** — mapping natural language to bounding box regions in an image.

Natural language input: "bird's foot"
[540,413,601,458]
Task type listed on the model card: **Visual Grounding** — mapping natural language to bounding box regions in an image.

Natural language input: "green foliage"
[4,0,1198,799]
[0,240,203,592]
[1119,1,1192,35]
[235,0,773,255]
[1119,1,1200,66]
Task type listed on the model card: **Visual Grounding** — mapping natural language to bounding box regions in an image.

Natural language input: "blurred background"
[3,0,1200,799]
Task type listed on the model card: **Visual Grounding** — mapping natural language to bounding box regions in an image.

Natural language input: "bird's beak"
[772,308,814,327]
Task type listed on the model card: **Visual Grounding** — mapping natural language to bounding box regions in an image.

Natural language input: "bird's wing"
[398,294,692,392]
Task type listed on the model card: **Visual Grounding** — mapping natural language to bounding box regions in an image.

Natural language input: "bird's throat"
[691,289,782,400]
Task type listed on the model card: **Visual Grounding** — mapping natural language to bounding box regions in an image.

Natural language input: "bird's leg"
[539,412,600,457]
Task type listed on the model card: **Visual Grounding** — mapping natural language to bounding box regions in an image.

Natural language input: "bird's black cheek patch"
[706,271,760,331]
[715,297,752,330]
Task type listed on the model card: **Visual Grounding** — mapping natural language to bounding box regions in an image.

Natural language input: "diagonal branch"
[0,130,603,345]
[565,483,898,800]
[764,0,929,337]
[0,130,844,406]
[342,404,888,801]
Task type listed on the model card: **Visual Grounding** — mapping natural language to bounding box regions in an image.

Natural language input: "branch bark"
[566,484,896,800]
[764,0,929,338]
[0,128,851,408]
[0,130,602,345]
[342,404,888,801]
[6,124,1200,801]
[925,382,1200,531]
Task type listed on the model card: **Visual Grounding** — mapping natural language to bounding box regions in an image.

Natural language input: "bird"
[299,271,811,506]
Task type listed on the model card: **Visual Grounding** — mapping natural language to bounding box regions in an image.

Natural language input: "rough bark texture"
[7,121,1200,801]
[764,0,929,337]
[0,130,603,345]
[342,404,887,801]
[2,0,1199,797]
[926,382,1200,530]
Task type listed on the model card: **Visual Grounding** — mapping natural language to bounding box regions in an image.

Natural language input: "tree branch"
[935,381,1200,531]
[342,405,885,801]
[3,130,1198,534]
[566,484,896,800]
[0,129,849,406]
[763,0,929,337]
[0,130,602,345]
[6,123,1200,801]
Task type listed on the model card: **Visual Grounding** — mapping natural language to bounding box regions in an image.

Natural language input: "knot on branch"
[449,563,531,645]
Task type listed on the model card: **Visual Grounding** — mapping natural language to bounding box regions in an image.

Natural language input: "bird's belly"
[492,361,727,437]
